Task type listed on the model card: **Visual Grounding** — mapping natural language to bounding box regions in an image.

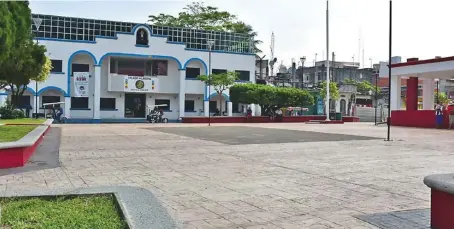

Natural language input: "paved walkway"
[1,123,453,228]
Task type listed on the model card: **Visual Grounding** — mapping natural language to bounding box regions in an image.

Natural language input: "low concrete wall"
[0,122,51,169]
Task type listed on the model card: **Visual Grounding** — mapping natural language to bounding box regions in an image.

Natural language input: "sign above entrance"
[124,76,158,93]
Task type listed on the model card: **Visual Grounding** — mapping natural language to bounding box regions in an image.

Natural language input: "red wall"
[406,77,419,111]
[431,189,454,229]
[391,110,449,129]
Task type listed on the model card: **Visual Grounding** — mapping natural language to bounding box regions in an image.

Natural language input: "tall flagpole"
[386,0,392,141]
[325,0,330,121]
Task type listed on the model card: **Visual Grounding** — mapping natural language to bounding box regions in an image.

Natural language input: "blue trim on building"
[183,58,208,75]
[97,53,183,69]
[166,41,185,45]
[67,50,98,97]
[37,37,96,44]
[185,48,256,56]
[64,118,180,124]
[95,35,118,40]
[70,108,91,110]
[204,85,208,100]
[185,78,201,81]
[0,92,7,96]
[135,44,149,48]
[37,86,67,96]
[100,109,119,111]
[51,72,65,75]
[208,92,229,101]
[4,87,36,95]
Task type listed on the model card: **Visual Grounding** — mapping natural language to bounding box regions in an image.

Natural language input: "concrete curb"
[0,125,49,149]
[424,173,454,194]
[0,186,179,229]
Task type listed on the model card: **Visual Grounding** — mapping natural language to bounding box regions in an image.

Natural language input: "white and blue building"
[0,14,256,122]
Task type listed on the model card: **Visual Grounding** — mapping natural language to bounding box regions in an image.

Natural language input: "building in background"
[0,14,256,122]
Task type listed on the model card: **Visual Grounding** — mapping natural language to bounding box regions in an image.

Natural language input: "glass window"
[185,100,195,112]
[42,96,60,108]
[155,99,170,111]
[186,67,200,79]
[72,64,89,75]
[152,60,168,76]
[235,70,250,81]
[209,101,217,112]
[100,98,116,110]
[71,97,89,109]
[17,96,31,108]
[50,59,63,73]
[212,69,227,75]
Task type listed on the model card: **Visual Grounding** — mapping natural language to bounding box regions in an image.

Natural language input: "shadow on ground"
[148,126,381,145]
[355,208,430,229]
[0,127,61,176]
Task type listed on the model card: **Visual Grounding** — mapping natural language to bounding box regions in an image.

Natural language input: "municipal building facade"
[0,14,256,122]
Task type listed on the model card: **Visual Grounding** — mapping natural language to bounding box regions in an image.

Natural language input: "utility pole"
[325,0,330,121]
[386,0,392,141]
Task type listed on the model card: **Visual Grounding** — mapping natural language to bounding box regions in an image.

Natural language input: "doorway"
[125,93,146,118]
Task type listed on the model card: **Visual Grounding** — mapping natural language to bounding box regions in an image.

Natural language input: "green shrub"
[0,107,25,119]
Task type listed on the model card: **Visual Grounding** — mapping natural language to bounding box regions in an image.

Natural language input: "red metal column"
[406,77,418,111]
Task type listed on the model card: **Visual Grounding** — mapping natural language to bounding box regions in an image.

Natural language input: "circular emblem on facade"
[135,80,145,89]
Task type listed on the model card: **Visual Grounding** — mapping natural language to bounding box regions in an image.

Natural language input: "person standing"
[448,102,454,129]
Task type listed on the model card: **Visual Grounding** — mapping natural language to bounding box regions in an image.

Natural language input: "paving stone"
[0,123,449,228]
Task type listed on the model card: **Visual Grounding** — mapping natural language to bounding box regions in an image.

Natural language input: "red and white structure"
[379,57,453,128]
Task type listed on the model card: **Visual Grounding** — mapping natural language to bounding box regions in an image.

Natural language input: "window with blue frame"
[212,69,227,75]
[155,99,170,111]
[50,60,63,73]
[185,100,195,112]
[186,67,200,79]
[235,70,250,81]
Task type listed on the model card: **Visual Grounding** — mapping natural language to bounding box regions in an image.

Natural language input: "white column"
[227,101,233,116]
[422,78,435,110]
[64,96,71,118]
[335,99,341,112]
[0,92,6,107]
[34,95,40,117]
[255,104,262,116]
[179,70,186,118]
[250,103,256,116]
[390,75,401,111]
[204,100,209,116]
[93,65,101,119]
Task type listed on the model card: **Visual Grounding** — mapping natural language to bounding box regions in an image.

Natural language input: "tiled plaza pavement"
[1,122,454,228]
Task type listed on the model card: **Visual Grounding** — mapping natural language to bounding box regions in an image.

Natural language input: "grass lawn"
[0,118,45,125]
[0,125,36,143]
[0,195,128,229]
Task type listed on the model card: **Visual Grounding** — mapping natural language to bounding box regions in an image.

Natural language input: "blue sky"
[30,0,454,67]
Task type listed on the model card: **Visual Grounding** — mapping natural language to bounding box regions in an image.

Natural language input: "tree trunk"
[219,93,223,115]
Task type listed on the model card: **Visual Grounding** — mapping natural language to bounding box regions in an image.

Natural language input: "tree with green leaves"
[435,92,450,105]
[0,1,51,109]
[230,84,314,115]
[320,81,339,101]
[197,71,238,114]
[148,2,262,53]
[0,3,14,85]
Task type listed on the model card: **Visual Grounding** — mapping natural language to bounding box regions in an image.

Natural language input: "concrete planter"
[0,119,52,169]
[424,174,454,229]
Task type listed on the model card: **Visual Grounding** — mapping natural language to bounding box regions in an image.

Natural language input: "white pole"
[325,0,330,121]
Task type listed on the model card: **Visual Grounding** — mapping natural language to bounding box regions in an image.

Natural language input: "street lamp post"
[300,56,306,89]
[207,39,215,127]
[386,0,392,141]
[325,0,330,121]
[375,73,378,125]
